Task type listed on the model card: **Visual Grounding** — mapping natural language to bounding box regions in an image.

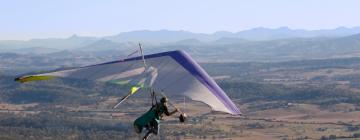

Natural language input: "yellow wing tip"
[14,76,56,83]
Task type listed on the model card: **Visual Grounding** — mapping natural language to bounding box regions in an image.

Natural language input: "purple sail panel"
[169,51,241,115]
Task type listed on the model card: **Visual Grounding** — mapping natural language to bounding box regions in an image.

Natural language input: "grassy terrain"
[1,58,360,139]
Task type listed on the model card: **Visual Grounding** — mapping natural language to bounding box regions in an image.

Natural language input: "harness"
[151,90,158,108]
[151,91,165,119]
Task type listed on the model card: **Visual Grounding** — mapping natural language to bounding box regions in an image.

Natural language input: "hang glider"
[15,50,241,115]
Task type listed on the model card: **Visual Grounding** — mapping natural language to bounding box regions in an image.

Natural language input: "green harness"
[134,105,163,124]
[133,92,166,133]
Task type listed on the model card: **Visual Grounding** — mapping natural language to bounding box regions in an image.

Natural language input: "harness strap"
[151,90,159,107]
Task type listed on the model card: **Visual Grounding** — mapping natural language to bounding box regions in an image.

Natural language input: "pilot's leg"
[143,130,152,140]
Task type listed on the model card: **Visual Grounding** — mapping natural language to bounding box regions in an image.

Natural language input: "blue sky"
[1,0,360,40]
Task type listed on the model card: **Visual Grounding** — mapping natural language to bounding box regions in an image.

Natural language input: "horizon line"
[1,26,360,41]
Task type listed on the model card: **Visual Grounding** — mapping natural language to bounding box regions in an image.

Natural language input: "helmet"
[160,97,168,103]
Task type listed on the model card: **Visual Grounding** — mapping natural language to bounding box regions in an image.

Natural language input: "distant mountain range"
[106,26,360,42]
[1,26,360,52]
[1,27,360,68]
